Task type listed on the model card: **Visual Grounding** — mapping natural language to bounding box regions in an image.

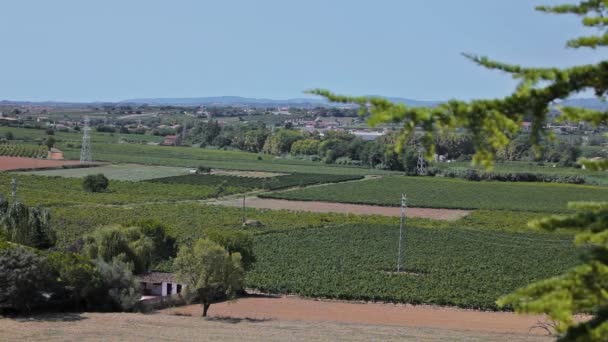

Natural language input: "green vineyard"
[148,173,363,191]
[247,223,580,310]
[0,144,47,158]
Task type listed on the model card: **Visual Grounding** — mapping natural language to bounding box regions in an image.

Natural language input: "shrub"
[196,166,211,174]
[83,174,109,192]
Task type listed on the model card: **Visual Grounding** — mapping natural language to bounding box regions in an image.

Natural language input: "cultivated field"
[210,196,470,220]
[0,156,92,171]
[149,173,363,191]
[262,175,608,212]
[58,143,396,175]
[23,163,192,181]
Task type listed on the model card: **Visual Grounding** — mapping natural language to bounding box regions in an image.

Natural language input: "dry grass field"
[0,311,551,342]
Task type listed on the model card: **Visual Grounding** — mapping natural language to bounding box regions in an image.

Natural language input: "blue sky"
[0,0,601,102]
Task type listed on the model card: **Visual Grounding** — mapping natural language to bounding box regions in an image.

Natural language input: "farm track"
[209,196,469,220]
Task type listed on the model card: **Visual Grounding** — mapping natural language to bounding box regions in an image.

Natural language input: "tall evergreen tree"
[312,1,608,340]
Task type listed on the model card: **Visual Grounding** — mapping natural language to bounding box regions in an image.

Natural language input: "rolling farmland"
[262,176,608,212]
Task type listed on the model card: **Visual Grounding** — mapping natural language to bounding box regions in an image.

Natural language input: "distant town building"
[161,135,182,146]
[350,130,386,141]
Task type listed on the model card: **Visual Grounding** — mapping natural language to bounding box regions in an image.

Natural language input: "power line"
[80,116,92,163]
[397,193,406,272]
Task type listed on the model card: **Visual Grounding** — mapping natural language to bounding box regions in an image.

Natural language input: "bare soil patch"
[212,197,469,220]
[163,296,552,337]
[0,157,97,171]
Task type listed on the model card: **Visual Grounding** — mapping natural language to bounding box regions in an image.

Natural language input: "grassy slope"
[262,176,608,212]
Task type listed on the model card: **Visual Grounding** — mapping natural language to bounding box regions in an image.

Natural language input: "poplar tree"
[311,1,608,340]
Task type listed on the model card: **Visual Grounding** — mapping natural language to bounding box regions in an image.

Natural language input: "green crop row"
[0,144,47,158]
[261,175,608,213]
[0,174,227,207]
[247,223,580,310]
[148,173,363,191]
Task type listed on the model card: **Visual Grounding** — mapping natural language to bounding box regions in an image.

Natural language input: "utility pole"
[80,116,92,163]
[397,193,406,272]
[416,148,427,176]
[242,195,246,223]
[11,177,17,202]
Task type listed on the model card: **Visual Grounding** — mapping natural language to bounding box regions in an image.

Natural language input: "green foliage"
[442,167,588,184]
[82,224,168,274]
[247,224,579,310]
[0,246,55,313]
[262,129,304,155]
[44,136,56,150]
[262,176,608,212]
[290,139,321,155]
[83,173,109,193]
[94,257,141,311]
[191,120,221,146]
[47,252,102,311]
[0,198,55,249]
[205,229,255,270]
[196,166,211,174]
[174,238,244,317]
[148,173,363,191]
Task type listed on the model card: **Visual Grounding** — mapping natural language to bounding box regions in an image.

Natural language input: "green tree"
[262,129,303,155]
[0,198,55,249]
[4,131,14,140]
[83,174,109,192]
[0,246,55,313]
[82,224,156,274]
[174,239,244,317]
[311,1,608,339]
[205,229,255,270]
[44,136,56,150]
[48,252,102,311]
[95,257,141,311]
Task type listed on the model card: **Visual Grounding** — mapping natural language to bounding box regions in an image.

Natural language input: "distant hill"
[554,98,608,111]
[120,96,442,108]
[1,96,605,110]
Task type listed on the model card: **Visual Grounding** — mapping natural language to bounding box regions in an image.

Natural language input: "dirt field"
[0,311,551,342]
[212,197,469,220]
[0,157,92,171]
[163,296,553,337]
